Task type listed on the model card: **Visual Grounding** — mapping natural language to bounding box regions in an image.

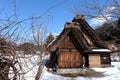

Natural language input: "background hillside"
[95,19,120,44]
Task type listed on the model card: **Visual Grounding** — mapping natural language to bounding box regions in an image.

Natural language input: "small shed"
[46,15,111,70]
[88,49,111,67]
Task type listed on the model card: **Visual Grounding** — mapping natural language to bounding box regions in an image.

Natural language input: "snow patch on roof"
[47,37,57,48]
[92,49,111,52]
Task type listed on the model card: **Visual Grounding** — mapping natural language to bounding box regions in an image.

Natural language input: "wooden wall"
[89,52,111,67]
[58,35,83,68]
[89,54,101,67]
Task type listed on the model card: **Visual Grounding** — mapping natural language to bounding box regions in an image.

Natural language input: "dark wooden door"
[58,49,83,68]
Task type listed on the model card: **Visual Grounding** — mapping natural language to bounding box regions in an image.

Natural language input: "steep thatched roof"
[47,14,107,52]
[72,15,107,48]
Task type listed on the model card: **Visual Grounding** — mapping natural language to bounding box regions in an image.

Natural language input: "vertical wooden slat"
[75,53,78,67]
[66,53,69,68]
[74,53,77,67]
[58,35,83,68]
[63,53,67,68]
[70,53,73,67]
[58,52,83,68]
[58,54,62,68]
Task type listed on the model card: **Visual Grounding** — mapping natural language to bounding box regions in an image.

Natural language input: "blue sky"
[0,0,119,41]
[0,0,81,35]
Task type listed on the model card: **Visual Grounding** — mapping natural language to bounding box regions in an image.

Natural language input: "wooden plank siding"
[58,52,83,68]
[58,35,83,68]
[89,53,111,67]
[89,54,101,67]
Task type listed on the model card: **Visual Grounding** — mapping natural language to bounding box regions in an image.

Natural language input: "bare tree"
[31,18,48,80]
[74,0,120,28]
[0,0,70,79]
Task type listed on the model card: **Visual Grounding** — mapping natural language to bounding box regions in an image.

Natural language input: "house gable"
[46,14,111,69]
[58,32,84,68]
[47,26,88,52]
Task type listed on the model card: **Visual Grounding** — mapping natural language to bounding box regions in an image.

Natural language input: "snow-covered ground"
[10,54,120,80]
[19,55,39,80]
[8,55,40,80]
[40,62,120,80]
[11,54,49,80]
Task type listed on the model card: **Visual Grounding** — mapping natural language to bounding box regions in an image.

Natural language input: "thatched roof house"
[46,15,111,69]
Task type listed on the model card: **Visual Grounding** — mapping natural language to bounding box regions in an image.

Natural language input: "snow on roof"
[47,38,56,48]
[92,49,111,52]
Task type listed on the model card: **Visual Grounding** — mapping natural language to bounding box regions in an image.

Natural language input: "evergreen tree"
[45,33,54,47]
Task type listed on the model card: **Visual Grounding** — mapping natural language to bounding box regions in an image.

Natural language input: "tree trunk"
[35,64,42,80]
[35,51,43,80]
